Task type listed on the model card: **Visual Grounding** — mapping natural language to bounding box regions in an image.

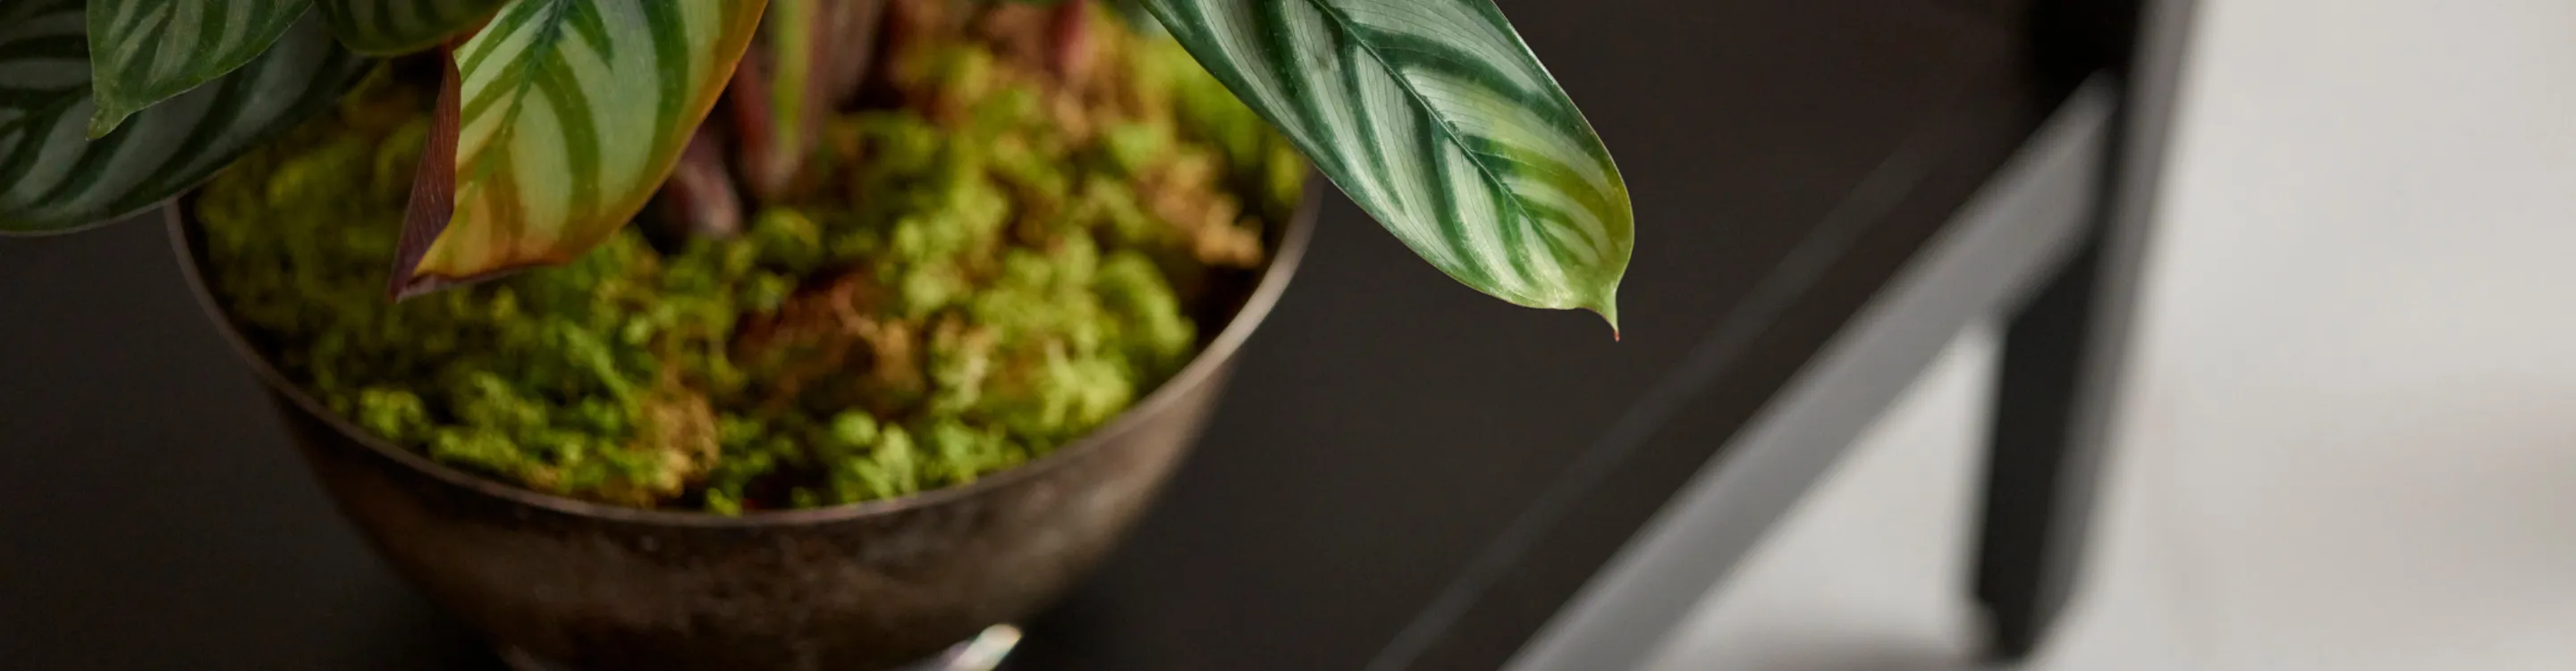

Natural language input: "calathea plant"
[0,0,1633,328]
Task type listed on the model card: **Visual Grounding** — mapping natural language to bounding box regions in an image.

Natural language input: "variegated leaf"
[84,0,317,138]
[1142,0,1633,329]
[394,0,766,297]
[1,1,365,233]
[314,0,511,55]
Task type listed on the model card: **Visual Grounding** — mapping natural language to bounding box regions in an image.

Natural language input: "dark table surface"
[0,1,2081,668]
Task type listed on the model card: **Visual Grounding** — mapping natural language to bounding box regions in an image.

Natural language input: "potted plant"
[1,0,1633,668]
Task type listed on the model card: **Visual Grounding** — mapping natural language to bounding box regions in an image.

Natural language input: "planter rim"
[164,184,1320,528]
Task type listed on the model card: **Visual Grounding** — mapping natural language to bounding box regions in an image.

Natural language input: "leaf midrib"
[1297,0,1548,276]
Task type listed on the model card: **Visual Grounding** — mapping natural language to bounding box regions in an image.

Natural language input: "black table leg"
[1972,205,2141,661]
[1973,0,2192,660]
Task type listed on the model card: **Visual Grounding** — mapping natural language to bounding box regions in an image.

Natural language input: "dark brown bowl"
[165,186,1315,670]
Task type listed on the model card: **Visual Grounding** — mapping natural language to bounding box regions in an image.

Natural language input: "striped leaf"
[393,0,766,297]
[1,1,365,233]
[1142,0,1633,329]
[314,0,511,55]
[84,0,317,138]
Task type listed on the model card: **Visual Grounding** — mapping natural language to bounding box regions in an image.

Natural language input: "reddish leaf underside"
[391,48,466,299]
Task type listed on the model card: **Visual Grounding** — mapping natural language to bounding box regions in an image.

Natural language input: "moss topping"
[198,14,1301,513]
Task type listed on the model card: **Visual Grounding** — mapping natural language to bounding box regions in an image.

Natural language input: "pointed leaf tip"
[1577,277,1622,339]
[85,108,132,139]
[85,0,311,139]
[2,4,366,233]
[1143,0,1634,325]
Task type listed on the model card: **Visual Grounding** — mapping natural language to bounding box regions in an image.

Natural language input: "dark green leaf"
[314,0,511,55]
[1141,0,1633,329]
[0,1,367,234]
[85,0,317,138]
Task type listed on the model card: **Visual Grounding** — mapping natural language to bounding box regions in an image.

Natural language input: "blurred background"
[1647,0,2576,668]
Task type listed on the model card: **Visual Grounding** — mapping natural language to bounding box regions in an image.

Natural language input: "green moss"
[200,23,1303,512]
